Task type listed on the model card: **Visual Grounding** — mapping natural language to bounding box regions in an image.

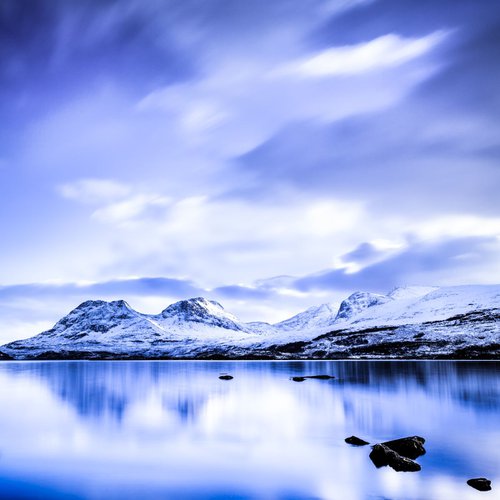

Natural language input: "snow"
[388,286,440,300]
[274,303,338,331]
[335,292,391,322]
[343,285,500,329]
[1,285,498,358]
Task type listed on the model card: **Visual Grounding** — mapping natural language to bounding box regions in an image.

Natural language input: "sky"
[1,0,500,342]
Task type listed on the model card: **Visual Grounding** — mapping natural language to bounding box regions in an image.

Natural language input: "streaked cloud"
[282,31,447,77]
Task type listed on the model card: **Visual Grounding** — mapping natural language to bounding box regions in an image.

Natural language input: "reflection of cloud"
[2,360,497,426]
[0,360,498,498]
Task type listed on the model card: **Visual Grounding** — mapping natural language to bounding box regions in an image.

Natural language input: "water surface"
[0,361,498,499]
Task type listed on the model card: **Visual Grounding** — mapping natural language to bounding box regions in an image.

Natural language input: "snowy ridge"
[388,286,439,300]
[335,291,391,322]
[342,285,500,329]
[1,285,499,359]
[274,303,338,331]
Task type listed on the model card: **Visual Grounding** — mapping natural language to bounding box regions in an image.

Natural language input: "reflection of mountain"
[332,361,500,411]
[3,361,498,425]
[15,362,215,423]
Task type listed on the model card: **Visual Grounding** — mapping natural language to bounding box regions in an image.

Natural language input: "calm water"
[0,361,498,500]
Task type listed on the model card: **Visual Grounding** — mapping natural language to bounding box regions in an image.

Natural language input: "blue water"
[0,361,498,499]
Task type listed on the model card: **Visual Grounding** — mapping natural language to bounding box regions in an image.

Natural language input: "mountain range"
[1,285,498,360]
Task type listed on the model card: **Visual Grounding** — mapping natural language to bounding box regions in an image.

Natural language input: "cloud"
[283,31,447,77]
[312,0,497,45]
[235,93,500,216]
[0,277,202,304]
[92,194,171,224]
[58,178,132,204]
[291,236,500,293]
[58,178,171,224]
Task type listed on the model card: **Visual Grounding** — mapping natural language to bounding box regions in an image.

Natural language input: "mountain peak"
[74,299,132,311]
[335,291,391,322]
[161,297,224,315]
[274,302,338,331]
[160,297,241,330]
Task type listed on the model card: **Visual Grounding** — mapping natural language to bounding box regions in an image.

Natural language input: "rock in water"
[291,375,334,381]
[219,374,233,380]
[345,436,369,446]
[467,478,492,491]
[369,444,421,472]
[381,436,426,459]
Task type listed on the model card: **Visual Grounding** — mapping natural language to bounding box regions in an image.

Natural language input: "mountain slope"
[274,303,338,331]
[274,285,500,359]
[335,291,391,322]
[1,285,498,359]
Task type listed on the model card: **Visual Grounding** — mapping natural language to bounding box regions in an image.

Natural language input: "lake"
[0,361,498,499]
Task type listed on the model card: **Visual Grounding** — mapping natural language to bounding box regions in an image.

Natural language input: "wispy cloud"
[58,178,132,204]
[58,178,171,224]
[281,31,447,77]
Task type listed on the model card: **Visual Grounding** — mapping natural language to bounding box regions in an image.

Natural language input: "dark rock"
[381,436,426,459]
[369,444,421,472]
[219,374,233,380]
[291,375,335,381]
[0,351,13,360]
[467,478,492,491]
[345,436,369,446]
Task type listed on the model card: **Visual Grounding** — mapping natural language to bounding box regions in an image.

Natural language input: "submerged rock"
[218,374,233,380]
[369,444,421,472]
[345,436,369,446]
[381,436,426,459]
[467,478,492,491]
[291,375,335,381]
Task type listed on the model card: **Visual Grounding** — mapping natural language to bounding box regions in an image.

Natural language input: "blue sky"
[1,0,499,342]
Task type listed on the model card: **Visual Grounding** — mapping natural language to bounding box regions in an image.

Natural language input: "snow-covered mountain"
[274,303,338,331]
[1,285,498,359]
[335,291,391,321]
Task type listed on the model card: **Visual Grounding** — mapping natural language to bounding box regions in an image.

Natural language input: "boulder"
[291,375,335,381]
[381,436,426,459]
[369,444,421,472]
[345,436,369,446]
[467,478,492,491]
[218,374,233,380]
